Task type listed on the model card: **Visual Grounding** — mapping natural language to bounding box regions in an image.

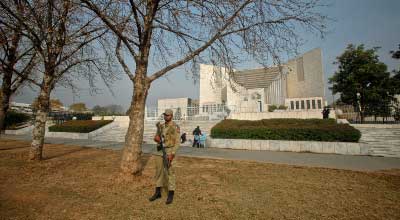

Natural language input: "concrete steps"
[92,120,220,144]
[353,126,400,157]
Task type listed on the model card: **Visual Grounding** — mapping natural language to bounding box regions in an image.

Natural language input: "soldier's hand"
[154,135,161,143]
[167,154,175,164]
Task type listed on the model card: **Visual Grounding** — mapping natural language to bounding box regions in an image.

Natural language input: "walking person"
[192,126,202,148]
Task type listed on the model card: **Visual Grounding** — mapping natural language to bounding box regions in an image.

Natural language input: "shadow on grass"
[0,146,29,151]
[44,147,91,160]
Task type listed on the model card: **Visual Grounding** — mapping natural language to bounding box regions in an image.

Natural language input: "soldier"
[149,109,180,205]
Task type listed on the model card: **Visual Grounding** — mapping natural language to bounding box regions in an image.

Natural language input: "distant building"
[10,102,33,114]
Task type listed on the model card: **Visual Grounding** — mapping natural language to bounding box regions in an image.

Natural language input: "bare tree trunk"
[0,74,12,134]
[120,65,150,175]
[29,75,52,161]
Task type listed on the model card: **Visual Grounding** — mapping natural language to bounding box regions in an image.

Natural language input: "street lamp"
[356,92,362,122]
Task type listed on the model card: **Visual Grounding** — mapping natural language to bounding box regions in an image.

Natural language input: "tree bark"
[0,73,12,134]
[29,75,52,161]
[0,25,21,134]
[120,65,150,175]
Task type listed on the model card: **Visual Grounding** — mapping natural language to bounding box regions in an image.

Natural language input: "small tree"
[70,103,87,112]
[0,0,37,133]
[329,44,394,122]
[268,105,277,112]
[50,99,63,111]
[0,0,115,160]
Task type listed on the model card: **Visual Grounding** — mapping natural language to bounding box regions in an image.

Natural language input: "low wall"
[207,138,368,156]
[92,116,128,121]
[45,121,119,140]
[229,110,336,120]
[45,132,89,139]
[5,125,33,135]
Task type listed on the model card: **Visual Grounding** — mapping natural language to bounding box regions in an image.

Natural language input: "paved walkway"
[2,134,400,172]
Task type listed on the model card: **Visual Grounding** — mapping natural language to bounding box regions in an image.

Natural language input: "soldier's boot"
[149,187,162,202]
[165,190,174,205]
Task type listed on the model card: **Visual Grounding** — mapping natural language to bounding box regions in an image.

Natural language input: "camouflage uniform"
[154,120,180,191]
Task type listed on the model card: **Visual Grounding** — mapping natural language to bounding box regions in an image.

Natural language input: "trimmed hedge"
[49,120,112,133]
[211,119,361,142]
[5,111,31,128]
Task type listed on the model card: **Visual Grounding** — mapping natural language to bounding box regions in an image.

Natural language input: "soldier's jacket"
[155,121,180,155]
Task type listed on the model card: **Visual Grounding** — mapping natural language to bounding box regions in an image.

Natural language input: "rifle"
[156,122,170,170]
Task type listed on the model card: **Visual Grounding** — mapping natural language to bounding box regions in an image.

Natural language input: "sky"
[12,0,400,112]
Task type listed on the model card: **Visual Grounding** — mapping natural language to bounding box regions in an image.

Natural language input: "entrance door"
[257,101,262,112]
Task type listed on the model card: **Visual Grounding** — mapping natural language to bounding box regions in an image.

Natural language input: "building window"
[290,101,294,110]
[212,104,216,113]
[301,100,305,109]
[306,100,311,109]
[295,101,299,110]
[317,100,322,109]
[312,100,316,109]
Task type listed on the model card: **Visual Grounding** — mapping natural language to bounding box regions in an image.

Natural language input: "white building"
[147,48,327,120]
[10,102,33,114]
[199,48,325,113]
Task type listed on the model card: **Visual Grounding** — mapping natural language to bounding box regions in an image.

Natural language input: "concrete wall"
[207,138,367,156]
[93,116,127,121]
[5,125,33,135]
[157,98,190,118]
[199,64,225,107]
[228,110,336,120]
[286,48,325,99]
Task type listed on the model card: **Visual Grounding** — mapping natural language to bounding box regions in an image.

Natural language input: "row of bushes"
[211,119,361,142]
[49,112,94,121]
[5,111,31,129]
[49,120,113,133]
[268,105,287,112]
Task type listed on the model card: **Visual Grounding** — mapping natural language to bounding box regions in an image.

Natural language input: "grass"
[0,139,399,220]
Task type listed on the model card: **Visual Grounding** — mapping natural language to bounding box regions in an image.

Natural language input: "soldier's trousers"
[154,155,176,191]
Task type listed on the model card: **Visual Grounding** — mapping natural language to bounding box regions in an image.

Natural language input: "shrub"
[268,105,277,112]
[5,111,31,128]
[278,105,288,110]
[49,120,112,133]
[211,119,361,142]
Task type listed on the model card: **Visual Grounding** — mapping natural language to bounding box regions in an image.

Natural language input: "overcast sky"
[12,0,400,112]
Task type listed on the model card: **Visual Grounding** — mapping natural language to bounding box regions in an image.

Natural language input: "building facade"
[199,48,325,113]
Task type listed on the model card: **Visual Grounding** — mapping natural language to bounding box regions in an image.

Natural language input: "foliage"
[69,103,88,112]
[49,120,112,133]
[32,98,64,111]
[211,119,361,142]
[4,111,31,128]
[49,112,94,121]
[390,44,400,59]
[394,102,400,121]
[278,105,288,110]
[329,44,397,121]
[268,105,277,112]
[92,105,125,116]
